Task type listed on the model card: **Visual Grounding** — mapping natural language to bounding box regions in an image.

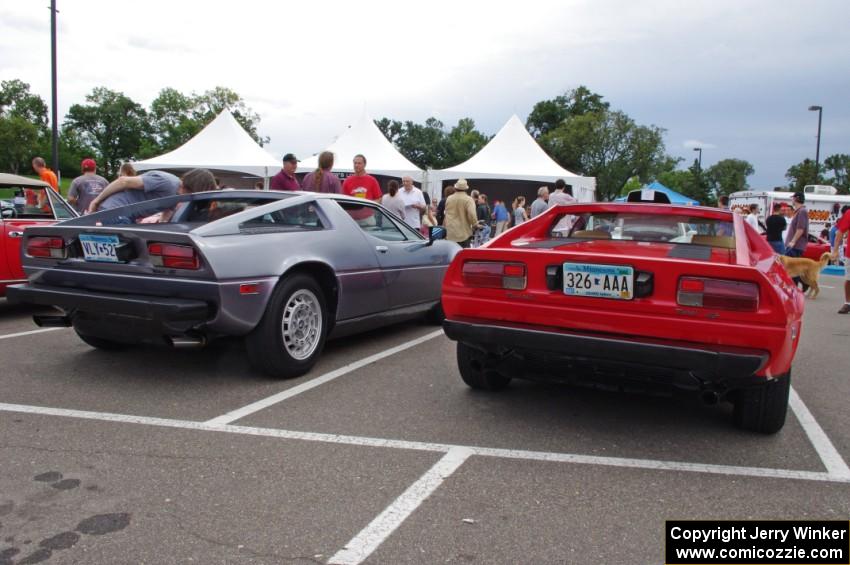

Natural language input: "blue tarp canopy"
[614,181,699,205]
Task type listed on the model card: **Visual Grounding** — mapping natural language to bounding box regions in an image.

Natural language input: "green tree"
[193,86,268,146]
[823,153,850,193]
[0,79,49,174]
[375,117,490,169]
[526,86,610,138]
[446,118,490,166]
[65,87,150,178]
[540,110,667,201]
[785,159,820,192]
[146,87,199,156]
[705,158,754,199]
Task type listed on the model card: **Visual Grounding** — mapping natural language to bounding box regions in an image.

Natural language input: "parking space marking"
[205,329,444,425]
[0,327,65,341]
[328,447,473,565]
[789,387,850,479]
[1,401,848,485]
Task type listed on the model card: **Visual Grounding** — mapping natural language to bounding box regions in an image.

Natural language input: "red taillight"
[147,242,200,270]
[462,261,526,290]
[677,277,759,312]
[26,237,66,258]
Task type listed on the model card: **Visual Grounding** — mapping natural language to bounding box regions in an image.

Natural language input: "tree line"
[1,79,847,201]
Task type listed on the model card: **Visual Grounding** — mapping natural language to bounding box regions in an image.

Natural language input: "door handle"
[9,231,24,238]
[375,245,388,253]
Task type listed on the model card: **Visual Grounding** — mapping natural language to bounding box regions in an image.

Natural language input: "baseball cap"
[282,153,299,163]
[81,158,97,171]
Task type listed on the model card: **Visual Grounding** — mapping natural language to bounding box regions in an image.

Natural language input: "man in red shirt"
[342,154,382,201]
[270,153,301,190]
[831,205,850,314]
[31,157,59,192]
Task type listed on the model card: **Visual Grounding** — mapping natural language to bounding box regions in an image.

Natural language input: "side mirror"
[428,226,447,246]
[1,207,15,219]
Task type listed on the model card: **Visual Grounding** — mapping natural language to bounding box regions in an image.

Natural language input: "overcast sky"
[1,0,848,188]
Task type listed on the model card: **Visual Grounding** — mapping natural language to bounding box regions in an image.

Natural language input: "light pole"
[50,0,59,174]
[808,105,822,181]
[693,147,702,173]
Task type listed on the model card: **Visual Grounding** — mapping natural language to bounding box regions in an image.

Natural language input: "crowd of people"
[722,192,850,315]
[433,178,577,248]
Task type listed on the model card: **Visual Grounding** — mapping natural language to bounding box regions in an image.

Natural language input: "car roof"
[0,173,52,189]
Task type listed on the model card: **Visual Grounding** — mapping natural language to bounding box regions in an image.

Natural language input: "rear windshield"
[550,212,735,248]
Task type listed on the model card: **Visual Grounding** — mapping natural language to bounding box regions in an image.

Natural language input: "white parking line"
[789,387,850,479]
[0,327,65,341]
[328,447,473,565]
[205,329,444,425]
[0,401,847,485]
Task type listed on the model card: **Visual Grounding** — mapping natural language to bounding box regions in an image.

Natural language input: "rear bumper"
[443,317,771,392]
[7,283,211,323]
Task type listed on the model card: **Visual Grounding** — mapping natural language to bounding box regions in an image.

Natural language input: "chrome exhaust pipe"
[167,334,207,348]
[33,314,71,328]
[700,390,720,405]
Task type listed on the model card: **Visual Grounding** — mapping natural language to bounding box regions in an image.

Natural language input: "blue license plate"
[79,234,121,263]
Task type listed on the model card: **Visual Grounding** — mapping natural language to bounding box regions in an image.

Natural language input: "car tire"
[732,371,791,434]
[246,274,328,379]
[457,342,511,391]
[75,330,127,351]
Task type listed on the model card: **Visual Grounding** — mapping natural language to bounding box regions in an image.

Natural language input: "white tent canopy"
[132,110,281,179]
[429,114,596,201]
[299,111,424,182]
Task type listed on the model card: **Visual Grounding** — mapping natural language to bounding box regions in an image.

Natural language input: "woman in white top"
[512,196,528,225]
[381,180,406,219]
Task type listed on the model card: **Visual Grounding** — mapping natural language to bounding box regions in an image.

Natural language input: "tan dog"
[778,252,831,299]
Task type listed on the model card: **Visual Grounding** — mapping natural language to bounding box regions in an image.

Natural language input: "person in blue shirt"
[492,199,510,236]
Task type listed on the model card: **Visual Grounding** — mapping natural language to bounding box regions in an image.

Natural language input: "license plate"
[79,234,121,263]
[563,262,633,300]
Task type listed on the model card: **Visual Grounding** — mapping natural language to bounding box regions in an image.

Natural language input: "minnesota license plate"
[563,262,634,300]
[79,234,121,263]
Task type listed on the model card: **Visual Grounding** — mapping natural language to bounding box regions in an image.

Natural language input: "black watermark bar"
[666,520,849,564]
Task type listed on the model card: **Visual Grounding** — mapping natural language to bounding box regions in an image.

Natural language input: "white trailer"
[730,189,850,237]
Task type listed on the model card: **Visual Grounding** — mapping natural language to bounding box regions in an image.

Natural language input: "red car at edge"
[1,173,76,297]
[442,200,804,434]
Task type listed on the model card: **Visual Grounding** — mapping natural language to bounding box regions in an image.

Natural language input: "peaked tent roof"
[298,111,424,181]
[431,114,596,201]
[132,110,281,177]
[614,181,699,205]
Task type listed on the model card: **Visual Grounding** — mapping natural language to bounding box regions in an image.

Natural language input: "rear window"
[550,212,735,248]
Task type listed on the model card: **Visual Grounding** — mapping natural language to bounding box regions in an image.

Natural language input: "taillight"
[26,237,66,258]
[462,261,526,289]
[148,242,200,269]
[677,277,759,311]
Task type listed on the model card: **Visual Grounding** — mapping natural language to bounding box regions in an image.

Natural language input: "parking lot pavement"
[0,412,440,565]
[0,310,441,421]
[786,275,850,463]
[369,457,850,564]
[0,301,58,335]
[1,280,849,564]
[238,334,824,472]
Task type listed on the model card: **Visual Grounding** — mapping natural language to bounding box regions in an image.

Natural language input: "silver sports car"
[8,190,459,378]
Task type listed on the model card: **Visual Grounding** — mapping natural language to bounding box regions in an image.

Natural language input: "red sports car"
[442,201,804,433]
[0,173,76,297]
